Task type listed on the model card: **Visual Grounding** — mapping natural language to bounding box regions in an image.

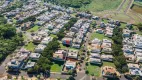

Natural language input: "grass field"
[51,63,63,72]
[51,61,64,72]
[91,32,111,40]
[86,62,115,76]
[86,63,101,77]
[103,61,115,67]
[27,26,39,32]
[80,0,122,12]
[24,42,36,52]
[132,4,142,14]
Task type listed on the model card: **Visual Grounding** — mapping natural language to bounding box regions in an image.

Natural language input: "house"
[102,48,112,53]
[89,57,102,65]
[38,30,48,37]
[135,56,142,63]
[105,26,113,37]
[124,53,135,62]
[52,29,60,34]
[92,16,100,20]
[123,45,134,54]
[91,44,101,53]
[62,38,72,46]
[25,61,35,69]
[36,21,45,26]
[101,42,112,48]
[123,29,131,37]
[32,35,42,43]
[35,44,46,53]
[127,63,140,69]
[115,21,120,26]
[70,27,79,33]
[77,12,92,18]
[90,53,101,59]
[67,50,79,59]
[101,55,113,62]
[62,60,76,73]
[21,22,34,31]
[108,20,115,24]
[41,36,53,45]
[7,59,22,71]
[103,39,112,43]
[53,50,67,61]
[65,32,75,38]
[92,38,101,44]
[96,29,104,34]
[46,24,55,30]
[133,34,142,49]
[100,22,106,28]
[72,44,81,49]
[127,63,142,76]
[102,66,120,78]
[29,53,41,60]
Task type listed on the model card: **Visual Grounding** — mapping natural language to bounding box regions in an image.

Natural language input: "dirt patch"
[131,4,142,14]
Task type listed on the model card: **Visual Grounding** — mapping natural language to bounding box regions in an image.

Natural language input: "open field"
[131,4,142,14]
[86,63,101,77]
[90,32,111,40]
[80,0,122,12]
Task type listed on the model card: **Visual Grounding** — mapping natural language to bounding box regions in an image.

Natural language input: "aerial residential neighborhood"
[0,0,142,80]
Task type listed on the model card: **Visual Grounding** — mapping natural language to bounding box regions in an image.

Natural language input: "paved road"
[49,73,70,79]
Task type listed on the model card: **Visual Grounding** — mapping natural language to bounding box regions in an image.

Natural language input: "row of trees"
[112,27,129,73]
[44,0,92,8]
[0,15,23,62]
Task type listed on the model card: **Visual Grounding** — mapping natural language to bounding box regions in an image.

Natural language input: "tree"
[137,23,142,31]
[122,66,129,73]
[134,76,140,80]
[67,75,75,80]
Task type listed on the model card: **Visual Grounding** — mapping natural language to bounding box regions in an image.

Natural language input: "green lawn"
[91,32,111,40]
[86,63,101,77]
[103,61,115,68]
[51,63,63,72]
[50,34,58,38]
[27,26,39,32]
[60,43,67,49]
[102,19,108,23]
[80,0,122,12]
[120,23,127,28]
[24,42,36,52]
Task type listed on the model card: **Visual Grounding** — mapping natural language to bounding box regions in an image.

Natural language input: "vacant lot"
[132,4,142,14]
[80,0,122,12]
